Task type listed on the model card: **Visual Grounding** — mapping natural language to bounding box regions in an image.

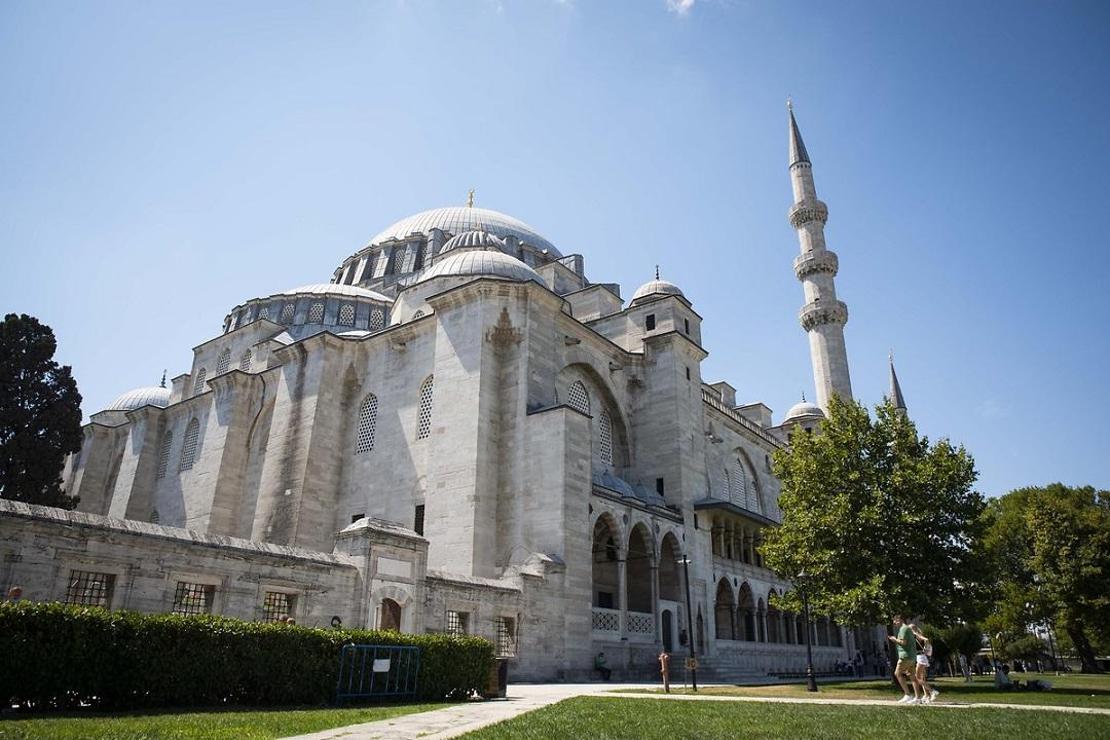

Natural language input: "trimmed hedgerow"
[0,601,493,710]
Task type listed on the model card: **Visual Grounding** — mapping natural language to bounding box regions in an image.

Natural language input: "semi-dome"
[278,283,390,301]
[440,229,505,254]
[631,278,685,305]
[782,399,825,424]
[368,206,559,256]
[107,386,171,411]
[418,250,543,285]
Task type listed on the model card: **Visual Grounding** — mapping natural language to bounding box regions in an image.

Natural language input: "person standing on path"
[888,614,923,704]
[658,651,671,693]
[909,623,940,703]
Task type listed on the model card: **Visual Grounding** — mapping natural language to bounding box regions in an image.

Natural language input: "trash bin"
[484,658,508,699]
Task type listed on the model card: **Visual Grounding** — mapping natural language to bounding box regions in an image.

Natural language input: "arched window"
[355,393,378,453]
[156,430,173,480]
[192,368,207,397]
[179,418,200,471]
[307,302,325,323]
[338,304,355,326]
[369,310,384,331]
[722,468,731,500]
[416,375,434,440]
[280,303,295,323]
[598,410,613,466]
[258,306,270,321]
[412,310,425,319]
[150,508,160,524]
[239,349,253,372]
[732,461,747,506]
[215,348,231,376]
[566,380,590,415]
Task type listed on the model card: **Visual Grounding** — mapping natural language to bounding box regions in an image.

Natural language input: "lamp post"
[678,555,698,692]
[797,569,819,692]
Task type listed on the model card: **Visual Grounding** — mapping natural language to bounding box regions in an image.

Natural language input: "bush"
[0,601,493,710]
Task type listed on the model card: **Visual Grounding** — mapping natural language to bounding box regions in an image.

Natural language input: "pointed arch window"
[215,348,231,376]
[308,302,325,324]
[192,368,207,397]
[156,430,173,480]
[731,461,748,507]
[280,303,295,323]
[416,375,434,440]
[179,418,200,471]
[338,304,355,326]
[239,349,253,372]
[566,381,590,416]
[598,410,613,466]
[355,393,379,453]
[369,310,384,331]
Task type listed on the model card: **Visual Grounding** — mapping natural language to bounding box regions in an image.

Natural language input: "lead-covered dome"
[107,386,171,411]
[440,229,505,254]
[418,250,543,285]
[368,207,559,256]
[782,399,825,424]
[277,284,390,301]
[631,278,685,305]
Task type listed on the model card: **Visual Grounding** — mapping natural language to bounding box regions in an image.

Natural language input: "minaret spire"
[888,352,907,413]
[787,104,853,412]
[160,369,167,388]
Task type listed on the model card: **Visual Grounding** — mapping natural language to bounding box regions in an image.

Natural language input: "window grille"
[262,592,294,622]
[372,250,388,278]
[598,410,613,465]
[215,349,231,376]
[355,393,378,453]
[416,375,434,440]
[239,350,253,372]
[369,310,384,331]
[308,302,324,323]
[156,430,173,479]
[413,243,425,271]
[645,314,656,331]
[180,418,200,471]
[445,610,468,635]
[496,616,517,657]
[338,304,355,326]
[151,508,160,524]
[280,303,295,323]
[732,462,748,506]
[192,368,207,396]
[258,306,270,321]
[173,582,215,616]
[64,570,115,608]
[566,381,590,415]
[722,468,732,500]
[414,504,425,535]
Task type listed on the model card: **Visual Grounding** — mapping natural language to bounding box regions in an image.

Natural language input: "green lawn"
[624,672,1110,709]
[466,696,1110,740]
[0,702,447,739]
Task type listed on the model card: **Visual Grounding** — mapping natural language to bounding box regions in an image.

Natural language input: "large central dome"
[368,206,559,256]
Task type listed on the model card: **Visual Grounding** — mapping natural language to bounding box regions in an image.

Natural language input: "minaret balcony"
[794,250,839,280]
[788,199,828,229]
[799,300,848,331]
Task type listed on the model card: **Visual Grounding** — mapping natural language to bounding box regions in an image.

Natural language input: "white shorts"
[916,655,929,667]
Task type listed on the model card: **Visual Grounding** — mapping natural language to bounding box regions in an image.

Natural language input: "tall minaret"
[787,102,853,411]
[888,352,907,415]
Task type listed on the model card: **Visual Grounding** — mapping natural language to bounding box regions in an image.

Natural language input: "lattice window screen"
[355,393,378,453]
[239,350,253,372]
[280,304,295,323]
[338,304,355,326]
[307,302,324,323]
[215,349,231,376]
[180,418,200,471]
[732,461,748,507]
[566,381,590,415]
[598,410,613,465]
[496,616,517,657]
[416,376,434,440]
[369,310,384,331]
[192,368,206,396]
[156,430,173,479]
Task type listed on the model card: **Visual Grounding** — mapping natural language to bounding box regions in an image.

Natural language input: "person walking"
[909,623,940,703]
[887,614,924,704]
[658,651,671,693]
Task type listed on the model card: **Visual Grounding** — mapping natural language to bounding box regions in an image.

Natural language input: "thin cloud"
[666,0,696,15]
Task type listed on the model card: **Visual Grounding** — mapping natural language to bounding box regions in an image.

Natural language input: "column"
[650,561,660,643]
[617,551,628,638]
[730,605,739,641]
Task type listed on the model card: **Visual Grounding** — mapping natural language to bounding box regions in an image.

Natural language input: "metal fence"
[336,644,421,704]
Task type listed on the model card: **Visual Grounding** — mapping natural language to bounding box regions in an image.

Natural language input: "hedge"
[0,601,494,710]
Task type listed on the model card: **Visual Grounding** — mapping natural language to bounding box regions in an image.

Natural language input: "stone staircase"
[676,655,768,685]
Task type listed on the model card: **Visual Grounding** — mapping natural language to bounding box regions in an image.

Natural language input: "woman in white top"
[910,623,940,703]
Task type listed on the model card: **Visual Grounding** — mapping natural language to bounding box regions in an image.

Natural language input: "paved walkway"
[283,683,1110,739]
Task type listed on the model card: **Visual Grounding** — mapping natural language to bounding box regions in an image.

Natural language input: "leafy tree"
[941,622,986,673]
[997,634,1046,664]
[984,484,1110,673]
[0,314,82,509]
[762,396,987,627]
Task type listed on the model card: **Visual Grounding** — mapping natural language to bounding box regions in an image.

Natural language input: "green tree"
[0,314,83,509]
[984,485,1110,673]
[941,622,985,675]
[762,396,987,627]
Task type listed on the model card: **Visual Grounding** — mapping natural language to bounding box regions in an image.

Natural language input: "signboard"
[372,658,391,673]
[685,657,698,671]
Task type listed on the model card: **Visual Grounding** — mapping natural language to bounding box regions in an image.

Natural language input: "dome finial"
[160,369,167,388]
[655,264,660,280]
[466,188,475,208]
[801,390,806,402]
[786,96,793,112]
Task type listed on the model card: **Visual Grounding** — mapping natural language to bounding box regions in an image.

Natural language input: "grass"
[621,672,1110,709]
[0,702,448,739]
[465,696,1110,739]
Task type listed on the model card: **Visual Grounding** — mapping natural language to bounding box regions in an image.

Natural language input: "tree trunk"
[1065,621,1103,673]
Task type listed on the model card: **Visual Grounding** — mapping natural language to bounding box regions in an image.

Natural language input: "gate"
[336,644,421,704]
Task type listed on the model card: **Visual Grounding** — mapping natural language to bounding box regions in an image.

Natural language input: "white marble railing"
[625,611,655,640]
[592,607,621,634]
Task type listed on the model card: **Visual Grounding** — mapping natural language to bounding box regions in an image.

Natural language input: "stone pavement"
[283,682,1110,739]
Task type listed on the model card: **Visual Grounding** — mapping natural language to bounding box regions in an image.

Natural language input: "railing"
[592,607,621,634]
[701,390,784,449]
[625,611,655,640]
[335,644,420,705]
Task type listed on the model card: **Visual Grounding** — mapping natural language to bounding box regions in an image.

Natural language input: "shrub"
[0,601,493,710]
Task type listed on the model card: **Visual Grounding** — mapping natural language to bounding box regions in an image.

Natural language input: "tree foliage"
[762,396,987,626]
[0,313,83,509]
[984,484,1110,673]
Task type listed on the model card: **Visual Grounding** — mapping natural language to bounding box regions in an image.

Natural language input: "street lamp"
[796,569,819,693]
[678,555,698,692]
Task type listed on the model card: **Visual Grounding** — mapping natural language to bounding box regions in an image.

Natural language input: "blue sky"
[2,0,1107,497]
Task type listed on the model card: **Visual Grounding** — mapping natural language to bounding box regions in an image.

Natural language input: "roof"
[440,229,506,253]
[418,250,544,285]
[782,399,824,423]
[106,386,171,411]
[789,108,811,167]
[367,206,559,256]
[630,279,685,305]
[277,283,391,301]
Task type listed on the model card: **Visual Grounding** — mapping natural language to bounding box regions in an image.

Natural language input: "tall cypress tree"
[0,313,83,509]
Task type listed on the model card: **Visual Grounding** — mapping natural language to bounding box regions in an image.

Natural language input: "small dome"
[107,386,171,411]
[783,400,825,424]
[278,283,390,302]
[338,330,371,338]
[631,278,685,305]
[440,229,506,254]
[418,250,543,285]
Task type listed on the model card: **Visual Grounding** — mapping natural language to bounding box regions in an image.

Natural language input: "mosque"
[0,108,897,680]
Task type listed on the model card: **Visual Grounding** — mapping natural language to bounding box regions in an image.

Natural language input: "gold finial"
[466,188,475,208]
[786,97,793,112]
[655,264,660,280]
[801,391,806,402]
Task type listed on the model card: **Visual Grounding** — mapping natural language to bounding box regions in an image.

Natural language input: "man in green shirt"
[888,614,923,704]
